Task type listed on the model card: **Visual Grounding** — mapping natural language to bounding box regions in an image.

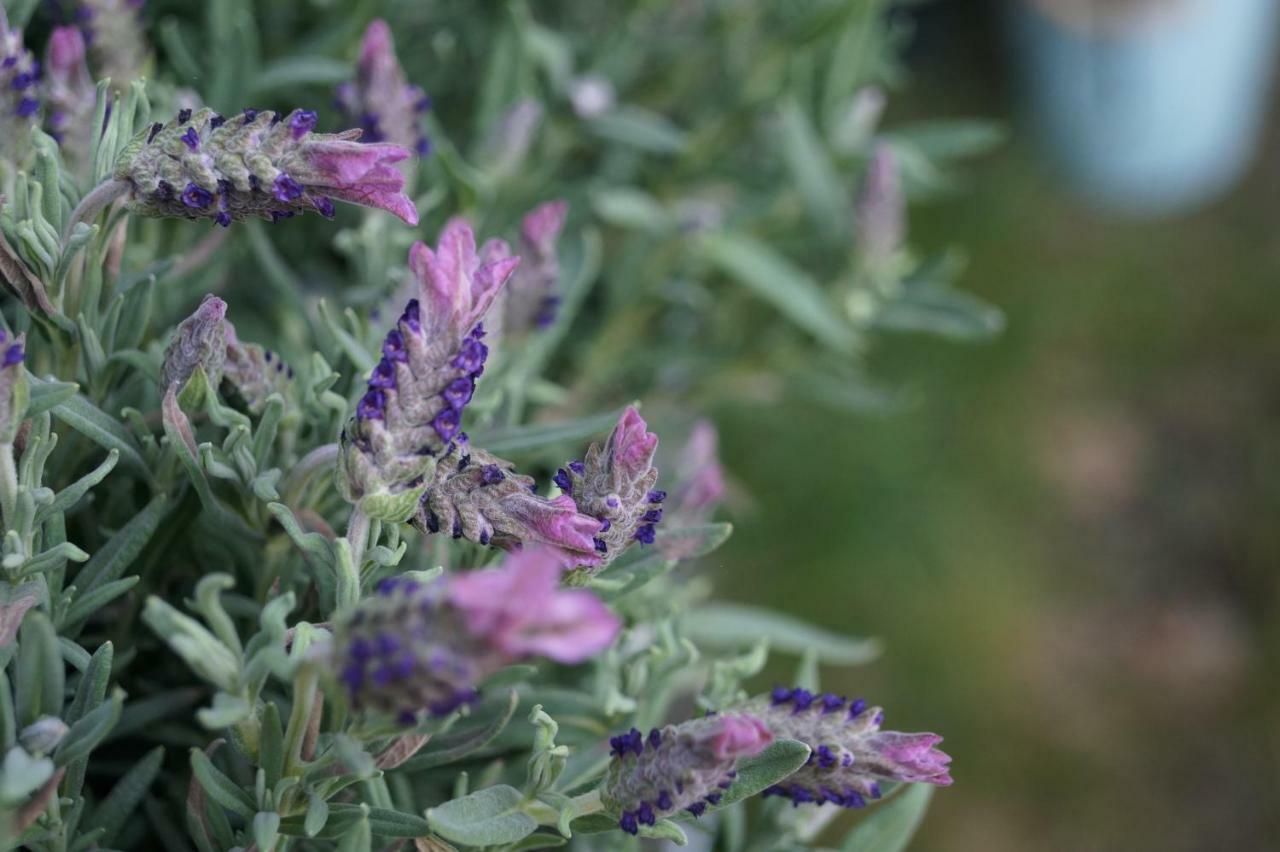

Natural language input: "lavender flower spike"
[745,686,952,809]
[43,26,97,178]
[78,0,151,93]
[500,200,569,335]
[415,442,605,565]
[558,406,662,570]
[0,8,40,168]
[331,546,619,724]
[112,107,418,227]
[855,142,905,264]
[672,419,726,523]
[221,321,294,415]
[161,295,227,391]
[335,19,432,158]
[601,714,772,834]
[338,224,518,521]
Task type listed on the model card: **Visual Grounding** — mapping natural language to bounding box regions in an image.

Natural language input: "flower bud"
[161,295,227,391]
[18,717,68,756]
[335,19,431,158]
[331,547,618,724]
[671,420,726,523]
[557,407,662,569]
[221,321,293,415]
[0,8,40,167]
[500,200,568,336]
[78,0,150,93]
[43,26,96,178]
[113,107,418,227]
[601,714,772,834]
[855,143,905,264]
[744,686,952,808]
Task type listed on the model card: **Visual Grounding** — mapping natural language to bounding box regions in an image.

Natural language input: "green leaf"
[253,812,282,852]
[779,97,847,240]
[189,747,256,819]
[61,576,139,628]
[251,56,351,94]
[841,784,933,852]
[470,409,626,456]
[85,746,164,844]
[304,791,329,837]
[75,495,170,594]
[887,119,1004,161]
[49,391,151,478]
[682,603,881,665]
[259,702,284,790]
[427,785,538,847]
[699,232,857,353]
[657,522,733,560]
[873,283,1003,341]
[24,377,79,419]
[587,106,687,154]
[402,689,519,771]
[54,691,122,767]
[15,611,62,726]
[700,739,810,815]
[36,449,118,523]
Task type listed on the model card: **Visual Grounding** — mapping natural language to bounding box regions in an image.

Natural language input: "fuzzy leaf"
[85,746,165,844]
[189,747,256,819]
[683,602,881,664]
[54,691,122,767]
[402,689,519,771]
[49,391,151,478]
[841,784,933,852]
[74,496,170,594]
[699,232,857,354]
[427,785,538,847]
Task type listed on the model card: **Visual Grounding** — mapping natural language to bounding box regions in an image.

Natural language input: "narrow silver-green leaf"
[427,785,538,847]
[840,784,933,852]
[682,602,881,664]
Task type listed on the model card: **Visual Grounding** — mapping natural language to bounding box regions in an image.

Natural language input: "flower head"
[338,225,519,520]
[415,443,605,565]
[113,107,418,227]
[77,0,150,93]
[335,19,431,158]
[43,26,96,176]
[601,714,772,834]
[0,8,40,166]
[855,142,905,263]
[161,295,227,391]
[744,686,952,808]
[500,200,569,335]
[331,547,618,724]
[558,407,662,569]
[221,321,294,415]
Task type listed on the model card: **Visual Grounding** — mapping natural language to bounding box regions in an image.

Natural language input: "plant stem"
[345,507,370,575]
[0,442,18,534]
[282,662,319,779]
[62,179,129,244]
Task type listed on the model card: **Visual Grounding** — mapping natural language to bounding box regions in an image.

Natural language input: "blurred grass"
[710,37,1280,851]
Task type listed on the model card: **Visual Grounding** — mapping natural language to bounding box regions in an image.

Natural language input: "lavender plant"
[0,1,988,849]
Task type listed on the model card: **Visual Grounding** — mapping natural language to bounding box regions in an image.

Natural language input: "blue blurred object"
[1007,0,1278,216]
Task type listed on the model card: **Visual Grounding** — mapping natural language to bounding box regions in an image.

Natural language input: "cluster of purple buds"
[339,223,517,521]
[42,26,96,176]
[746,686,952,808]
[499,200,568,335]
[0,8,40,165]
[855,142,906,265]
[76,0,150,92]
[221,322,295,415]
[331,547,618,725]
[556,407,663,569]
[600,714,772,835]
[415,442,605,565]
[335,19,432,158]
[0,328,26,444]
[160,295,227,391]
[112,106,418,227]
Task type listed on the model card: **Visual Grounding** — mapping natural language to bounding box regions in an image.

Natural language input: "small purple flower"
[180,126,199,150]
[0,329,27,443]
[601,714,771,834]
[290,109,317,139]
[357,390,386,421]
[273,173,304,203]
[442,377,473,408]
[748,685,952,809]
[181,183,214,209]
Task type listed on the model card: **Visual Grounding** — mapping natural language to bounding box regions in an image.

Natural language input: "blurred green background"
[714,7,1280,851]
